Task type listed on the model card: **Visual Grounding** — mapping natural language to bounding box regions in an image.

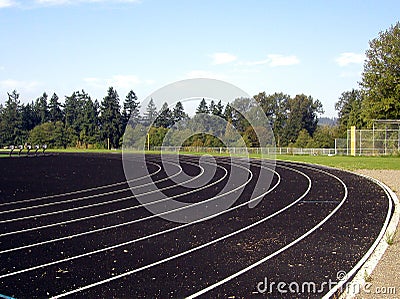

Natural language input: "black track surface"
[0,153,392,298]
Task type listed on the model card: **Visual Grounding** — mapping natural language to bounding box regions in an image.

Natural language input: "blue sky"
[0,0,399,117]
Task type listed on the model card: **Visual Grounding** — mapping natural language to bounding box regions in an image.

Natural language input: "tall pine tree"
[155,102,174,128]
[0,90,23,146]
[100,87,122,149]
[211,100,224,117]
[144,98,158,126]
[173,101,188,124]
[35,92,49,125]
[48,93,63,123]
[196,98,209,114]
[122,90,140,129]
[81,97,100,147]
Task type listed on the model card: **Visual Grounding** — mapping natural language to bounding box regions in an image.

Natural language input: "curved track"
[0,153,393,298]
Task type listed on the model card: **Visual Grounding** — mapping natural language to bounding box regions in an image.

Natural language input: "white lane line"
[0,159,208,224]
[0,159,185,216]
[0,159,261,279]
[186,163,348,298]
[0,159,224,236]
[48,163,291,298]
[0,159,161,208]
[0,161,229,253]
[322,172,396,299]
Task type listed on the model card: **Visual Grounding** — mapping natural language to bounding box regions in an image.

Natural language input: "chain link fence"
[335,122,400,156]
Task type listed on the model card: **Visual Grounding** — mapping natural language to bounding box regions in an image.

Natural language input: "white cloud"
[185,70,227,80]
[239,58,270,66]
[84,74,153,91]
[268,54,300,67]
[336,52,365,67]
[0,0,16,8]
[210,52,237,65]
[239,54,300,67]
[0,79,41,89]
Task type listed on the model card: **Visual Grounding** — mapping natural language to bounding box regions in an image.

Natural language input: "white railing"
[150,146,337,156]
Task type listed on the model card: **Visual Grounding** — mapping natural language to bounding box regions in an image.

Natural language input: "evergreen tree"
[155,102,174,128]
[63,90,88,146]
[21,102,37,132]
[196,98,209,114]
[122,90,140,129]
[93,99,100,126]
[223,103,234,123]
[35,92,49,125]
[48,93,63,123]
[172,101,188,124]
[144,98,158,125]
[208,99,224,117]
[212,100,224,117]
[100,87,122,149]
[64,91,80,131]
[0,90,23,146]
[209,100,216,116]
[81,98,100,147]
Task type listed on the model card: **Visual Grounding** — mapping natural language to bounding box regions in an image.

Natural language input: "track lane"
[0,157,256,279]
[0,159,229,253]
[0,154,392,299]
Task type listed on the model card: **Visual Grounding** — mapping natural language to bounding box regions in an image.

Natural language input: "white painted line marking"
[186,164,348,298]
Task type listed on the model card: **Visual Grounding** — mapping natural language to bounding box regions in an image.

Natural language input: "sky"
[0,0,399,117]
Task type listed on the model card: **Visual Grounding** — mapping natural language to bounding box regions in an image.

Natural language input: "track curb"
[275,159,398,299]
[328,172,399,299]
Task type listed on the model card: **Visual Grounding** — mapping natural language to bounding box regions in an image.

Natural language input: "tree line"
[0,87,332,149]
[1,21,398,150]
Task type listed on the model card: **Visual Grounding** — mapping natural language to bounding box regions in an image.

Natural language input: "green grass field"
[274,155,400,170]
[1,148,400,170]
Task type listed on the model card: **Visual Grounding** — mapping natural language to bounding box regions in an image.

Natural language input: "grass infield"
[273,154,400,170]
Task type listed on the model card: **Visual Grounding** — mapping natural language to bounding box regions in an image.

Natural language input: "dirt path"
[353,170,400,299]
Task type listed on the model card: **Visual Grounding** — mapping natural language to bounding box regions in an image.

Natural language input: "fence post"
[398,128,400,152]
[373,122,375,155]
[334,139,337,155]
[350,126,356,156]
[385,125,388,155]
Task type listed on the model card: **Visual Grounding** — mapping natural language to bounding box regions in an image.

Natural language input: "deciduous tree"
[361,22,400,122]
[335,89,365,135]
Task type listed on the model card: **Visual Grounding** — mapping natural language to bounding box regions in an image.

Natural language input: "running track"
[0,153,393,298]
